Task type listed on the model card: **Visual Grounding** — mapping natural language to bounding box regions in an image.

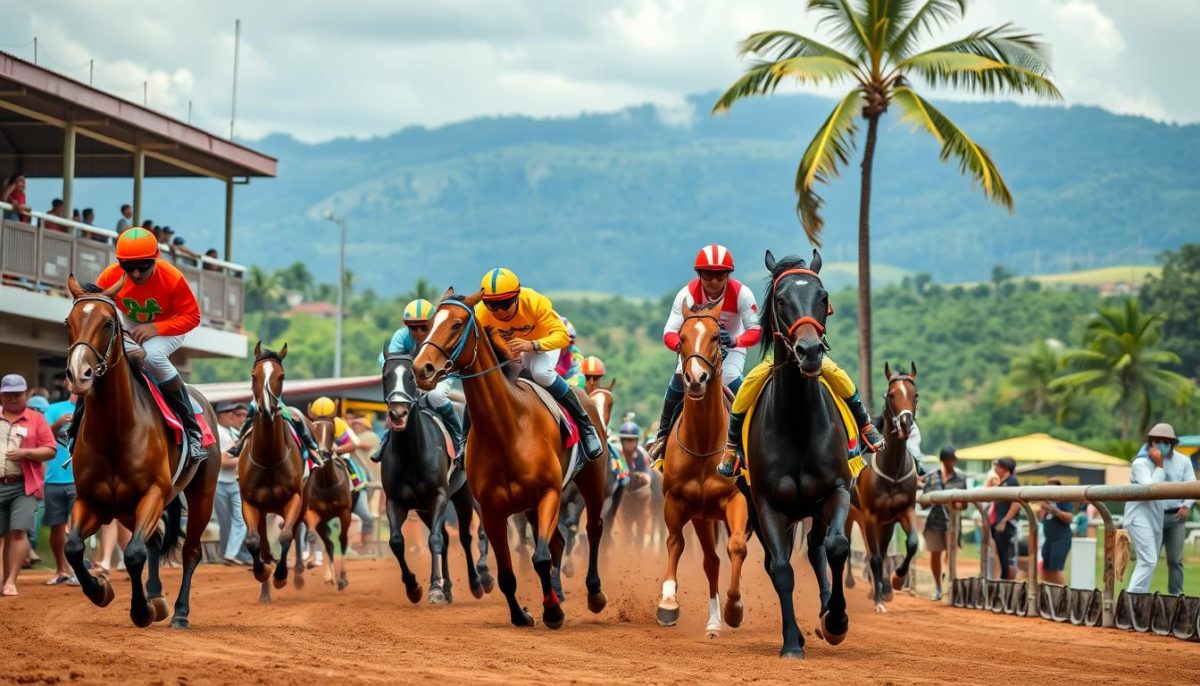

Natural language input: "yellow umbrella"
[956,433,1126,467]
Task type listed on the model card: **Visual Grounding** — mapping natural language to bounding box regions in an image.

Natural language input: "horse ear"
[254,341,262,357]
[884,361,893,380]
[440,287,455,301]
[910,361,917,379]
[607,378,617,391]
[102,275,125,300]
[279,343,288,360]
[67,274,83,299]
[764,249,777,273]
[464,290,483,307]
[811,249,822,274]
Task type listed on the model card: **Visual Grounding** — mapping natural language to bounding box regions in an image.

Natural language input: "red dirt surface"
[1,523,1196,686]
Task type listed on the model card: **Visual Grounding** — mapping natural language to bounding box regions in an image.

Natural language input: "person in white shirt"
[1125,423,1180,593]
[1132,422,1195,595]
[213,401,251,565]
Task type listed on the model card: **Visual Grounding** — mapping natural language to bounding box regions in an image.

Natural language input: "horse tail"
[159,495,184,555]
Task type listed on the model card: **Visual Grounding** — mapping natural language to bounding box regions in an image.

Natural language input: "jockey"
[580,355,606,394]
[475,268,604,461]
[376,298,465,459]
[226,397,322,464]
[617,420,649,474]
[308,397,356,457]
[73,227,207,465]
[555,315,587,389]
[646,244,760,463]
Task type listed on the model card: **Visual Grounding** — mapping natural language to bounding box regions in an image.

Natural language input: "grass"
[1031,265,1160,287]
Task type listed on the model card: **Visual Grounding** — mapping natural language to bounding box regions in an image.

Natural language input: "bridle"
[384,354,419,406]
[420,299,514,380]
[673,312,729,458]
[252,357,285,417]
[678,312,723,378]
[65,295,126,380]
[770,269,833,358]
[883,374,917,435]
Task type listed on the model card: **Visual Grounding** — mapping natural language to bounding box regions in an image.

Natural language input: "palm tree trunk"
[857,113,881,410]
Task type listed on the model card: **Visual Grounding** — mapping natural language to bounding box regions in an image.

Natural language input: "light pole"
[323,213,347,379]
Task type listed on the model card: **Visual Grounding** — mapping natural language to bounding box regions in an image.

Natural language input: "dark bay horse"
[413,289,608,629]
[846,363,921,613]
[657,301,749,638]
[746,250,851,658]
[63,275,220,628]
[380,354,492,604]
[238,342,308,602]
[303,418,352,591]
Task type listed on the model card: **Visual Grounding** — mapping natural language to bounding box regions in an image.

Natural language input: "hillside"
[49,93,1200,296]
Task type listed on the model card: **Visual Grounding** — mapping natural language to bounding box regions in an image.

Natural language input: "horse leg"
[303,511,327,586]
[756,503,804,658]
[387,501,421,603]
[426,495,450,603]
[868,519,892,612]
[579,469,607,614]
[274,493,303,589]
[125,489,168,628]
[892,508,919,592]
[439,522,452,602]
[819,485,852,642]
[692,518,723,637]
[560,498,578,579]
[843,508,858,589]
[169,482,212,629]
[242,501,270,586]
[723,496,749,629]
[549,526,566,603]
[657,497,687,627]
[531,491,565,630]
[603,481,625,539]
[482,512,534,627]
[451,490,484,599]
[64,506,110,607]
[475,508,493,593]
[337,509,351,591]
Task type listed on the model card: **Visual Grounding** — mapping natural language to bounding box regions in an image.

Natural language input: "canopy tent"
[1179,435,1199,458]
[956,433,1126,467]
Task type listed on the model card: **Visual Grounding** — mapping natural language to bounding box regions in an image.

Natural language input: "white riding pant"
[120,314,184,382]
[426,378,454,408]
[1124,510,1163,593]
[521,349,560,387]
[674,347,746,383]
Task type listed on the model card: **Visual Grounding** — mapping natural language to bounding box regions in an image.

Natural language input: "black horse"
[380,354,493,603]
[746,249,852,659]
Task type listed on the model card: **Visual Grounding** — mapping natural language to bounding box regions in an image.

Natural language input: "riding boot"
[549,377,604,461]
[647,374,685,464]
[433,402,465,460]
[161,375,207,465]
[370,432,389,463]
[65,398,85,452]
[847,391,886,453]
[717,410,746,478]
[454,403,471,470]
[289,415,322,459]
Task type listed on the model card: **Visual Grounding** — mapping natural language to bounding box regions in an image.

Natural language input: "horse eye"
[452,321,463,330]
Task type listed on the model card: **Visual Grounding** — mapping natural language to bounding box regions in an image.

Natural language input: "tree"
[999,338,1063,416]
[1052,299,1194,441]
[713,0,1060,403]
[404,277,441,303]
[244,266,284,343]
[1141,244,1200,378]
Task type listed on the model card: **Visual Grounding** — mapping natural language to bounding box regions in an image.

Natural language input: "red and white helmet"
[694,244,734,272]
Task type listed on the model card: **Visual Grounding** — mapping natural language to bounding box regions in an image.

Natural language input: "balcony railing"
[1,202,245,332]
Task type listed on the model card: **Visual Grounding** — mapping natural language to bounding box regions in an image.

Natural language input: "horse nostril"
[421,363,436,377]
[81,368,93,380]
[697,372,709,384]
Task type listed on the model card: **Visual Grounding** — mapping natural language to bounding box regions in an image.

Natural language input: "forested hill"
[67,92,1199,296]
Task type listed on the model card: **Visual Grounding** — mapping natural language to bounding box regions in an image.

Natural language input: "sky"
[5,0,1196,143]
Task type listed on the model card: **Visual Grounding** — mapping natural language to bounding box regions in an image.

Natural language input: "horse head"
[251,341,288,419]
[382,354,420,432]
[309,416,336,468]
[589,385,614,431]
[764,249,831,377]
[65,274,126,396]
[883,361,919,441]
[678,300,723,398]
[414,287,484,390]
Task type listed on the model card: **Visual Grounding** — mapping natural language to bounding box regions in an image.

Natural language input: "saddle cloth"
[516,379,582,488]
[739,374,863,486]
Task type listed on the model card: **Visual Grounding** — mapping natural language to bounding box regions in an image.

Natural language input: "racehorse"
[380,353,493,604]
[846,363,921,613]
[413,289,608,628]
[63,276,220,628]
[656,301,750,638]
[745,250,852,658]
[303,418,352,591]
[560,380,619,577]
[238,342,309,603]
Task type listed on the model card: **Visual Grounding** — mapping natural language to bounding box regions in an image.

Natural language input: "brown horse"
[62,275,220,628]
[238,342,309,603]
[558,380,620,577]
[846,362,921,613]
[656,301,749,638]
[413,289,608,628]
[303,418,352,591]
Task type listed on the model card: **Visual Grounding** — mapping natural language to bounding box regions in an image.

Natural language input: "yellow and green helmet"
[402,298,434,324]
[480,267,520,301]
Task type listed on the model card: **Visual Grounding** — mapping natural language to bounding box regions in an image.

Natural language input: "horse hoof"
[819,611,848,645]
[723,599,745,629]
[294,574,306,590]
[149,596,171,623]
[562,560,575,578]
[543,603,565,630]
[93,576,115,608]
[169,617,190,630]
[253,566,270,584]
[259,595,271,605]
[479,572,495,594]
[706,629,720,639]
[845,576,856,589]
[338,578,349,592]
[430,588,445,604]
[587,591,608,614]
[779,647,806,660]
[470,582,485,600]
[273,577,288,590]
[874,603,888,614]
[656,603,680,627]
[406,584,423,604]
[512,609,536,627]
[882,589,895,602]
[891,573,905,591]
[131,609,154,628]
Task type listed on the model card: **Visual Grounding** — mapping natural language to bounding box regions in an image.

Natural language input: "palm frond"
[736,30,859,65]
[888,0,967,60]
[891,86,1013,209]
[807,0,872,55]
[713,55,858,113]
[794,89,864,245]
[898,24,1062,98]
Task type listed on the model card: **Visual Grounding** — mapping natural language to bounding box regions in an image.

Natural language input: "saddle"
[516,379,583,488]
[138,372,216,493]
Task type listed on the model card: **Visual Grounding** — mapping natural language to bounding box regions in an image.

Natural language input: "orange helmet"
[581,355,606,378]
[115,227,160,260]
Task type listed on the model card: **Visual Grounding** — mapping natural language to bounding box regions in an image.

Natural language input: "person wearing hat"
[213,401,251,566]
[1128,422,1195,594]
[922,446,966,600]
[617,420,649,474]
[0,374,56,596]
[988,456,1020,581]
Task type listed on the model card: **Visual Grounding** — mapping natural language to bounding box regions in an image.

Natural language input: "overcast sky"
[6,1,1195,142]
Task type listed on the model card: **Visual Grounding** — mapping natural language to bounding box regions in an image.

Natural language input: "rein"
[674,311,728,458]
[678,313,723,374]
[67,295,126,379]
[424,299,515,380]
[771,268,833,338]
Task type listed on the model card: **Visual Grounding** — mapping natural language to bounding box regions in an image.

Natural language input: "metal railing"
[1,201,244,332]
[920,481,1200,629]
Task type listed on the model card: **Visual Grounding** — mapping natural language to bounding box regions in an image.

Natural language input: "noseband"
[66,295,125,380]
[884,374,917,434]
[771,269,833,359]
[678,313,723,377]
[421,299,514,380]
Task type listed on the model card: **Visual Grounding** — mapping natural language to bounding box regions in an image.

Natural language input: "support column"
[224,178,234,260]
[61,123,76,220]
[132,147,145,225]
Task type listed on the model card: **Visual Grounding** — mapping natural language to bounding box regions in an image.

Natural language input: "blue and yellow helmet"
[480,267,520,301]
[402,299,434,324]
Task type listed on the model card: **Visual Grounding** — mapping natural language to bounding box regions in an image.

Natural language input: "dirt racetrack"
[2,522,1197,686]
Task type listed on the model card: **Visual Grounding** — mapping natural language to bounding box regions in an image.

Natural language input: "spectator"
[203,248,221,272]
[1126,424,1176,593]
[43,199,67,232]
[71,209,81,223]
[26,396,49,414]
[0,373,56,596]
[1,174,31,223]
[41,393,78,586]
[141,219,154,231]
[81,208,94,226]
[1038,478,1073,585]
[348,413,382,518]
[170,236,201,263]
[923,446,966,600]
[1135,422,1194,595]
[91,522,131,575]
[989,457,1020,580]
[116,204,132,232]
[30,387,50,401]
[213,401,250,566]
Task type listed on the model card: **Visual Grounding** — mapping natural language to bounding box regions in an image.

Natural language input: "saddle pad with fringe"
[740,376,863,486]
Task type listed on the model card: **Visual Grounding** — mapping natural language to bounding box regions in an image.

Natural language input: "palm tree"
[404,277,440,303]
[244,265,285,343]
[999,338,1063,416]
[714,0,1061,402]
[1051,299,1194,441]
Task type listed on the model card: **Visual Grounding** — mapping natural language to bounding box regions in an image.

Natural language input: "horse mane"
[255,347,285,364]
[758,253,810,360]
[443,294,521,383]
